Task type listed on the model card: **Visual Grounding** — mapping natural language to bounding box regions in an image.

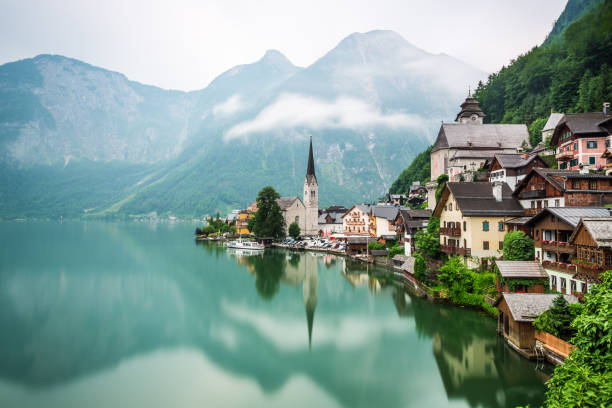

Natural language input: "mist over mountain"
[0,30,485,218]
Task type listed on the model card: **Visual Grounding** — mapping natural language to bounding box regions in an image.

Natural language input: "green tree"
[288,222,301,239]
[252,186,286,239]
[414,253,427,282]
[528,117,547,147]
[389,146,432,195]
[415,216,441,259]
[545,270,612,407]
[435,174,448,203]
[438,256,473,291]
[534,294,575,341]
[502,230,535,260]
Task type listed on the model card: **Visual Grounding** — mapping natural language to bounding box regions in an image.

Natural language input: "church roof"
[276,196,303,210]
[306,136,317,183]
[455,94,486,121]
[432,123,529,153]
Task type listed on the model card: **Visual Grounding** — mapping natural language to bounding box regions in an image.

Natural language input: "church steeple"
[306,135,316,183]
[455,92,485,124]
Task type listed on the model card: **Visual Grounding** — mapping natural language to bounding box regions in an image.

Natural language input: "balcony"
[440,245,471,256]
[576,262,605,277]
[541,240,576,254]
[555,150,574,160]
[440,227,461,237]
[523,189,546,199]
[542,260,576,274]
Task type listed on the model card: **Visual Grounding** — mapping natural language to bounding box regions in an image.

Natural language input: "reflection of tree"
[247,251,286,300]
[392,287,413,317]
[288,253,300,268]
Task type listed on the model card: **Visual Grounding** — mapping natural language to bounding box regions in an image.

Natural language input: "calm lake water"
[0,221,549,408]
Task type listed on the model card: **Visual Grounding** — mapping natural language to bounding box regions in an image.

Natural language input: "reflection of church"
[282,253,318,348]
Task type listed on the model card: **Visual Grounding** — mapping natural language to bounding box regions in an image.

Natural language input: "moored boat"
[226,239,264,250]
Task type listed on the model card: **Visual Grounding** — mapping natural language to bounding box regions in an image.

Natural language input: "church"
[276,137,319,236]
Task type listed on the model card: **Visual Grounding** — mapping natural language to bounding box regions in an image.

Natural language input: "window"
[572,180,581,189]
[499,241,503,250]
[295,216,299,223]
[587,140,598,149]
[581,282,587,293]
[463,221,466,231]
[589,156,596,165]
[589,180,597,190]
[544,200,548,208]
[483,241,489,250]
[570,280,577,293]
[536,229,540,239]
[574,142,578,150]
[570,158,578,167]
[560,162,567,169]
[449,203,452,211]
[311,190,315,198]
[531,201,535,209]
[607,140,611,148]
[482,221,489,231]
[555,199,560,207]
[561,278,567,291]
[498,221,504,231]
[551,275,557,287]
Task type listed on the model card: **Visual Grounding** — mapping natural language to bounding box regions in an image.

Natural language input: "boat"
[226,239,265,250]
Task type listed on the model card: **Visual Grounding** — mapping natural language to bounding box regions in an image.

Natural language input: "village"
[202,95,612,368]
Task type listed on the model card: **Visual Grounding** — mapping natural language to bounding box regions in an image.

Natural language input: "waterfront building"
[495,293,578,358]
[487,153,549,191]
[276,196,306,235]
[494,261,548,293]
[342,205,373,236]
[393,209,431,256]
[513,168,612,215]
[568,217,612,291]
[551,103,612,171]
[318,206,347,236]
[371,206,399,237]
[434,182,524,268]
[236,210,254,234]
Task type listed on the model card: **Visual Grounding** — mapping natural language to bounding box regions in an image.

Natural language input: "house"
[276,196,306,235]
[342,205,373,236]
[541,112,564,144]
[552,104,612,171]
[318,206,347,236]
[494,261,548,293]
[394,209,431,256]
[346,236,377,256]
[495,293,578,358]
[487,153,549,190]
[236,210,254,234]
[409,182,427,198]
[389,194,407,205]
[430,94,530,187]
[434,182,525,268]
[568,217,612,292]
[513,168,612,215]
[371,206,400,237]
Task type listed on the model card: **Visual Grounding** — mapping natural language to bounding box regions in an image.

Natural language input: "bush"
[414,253,427,282]
[503,230,535,260]
[288,222,301,239]
[367,241,385,251]
[388,244,404,258]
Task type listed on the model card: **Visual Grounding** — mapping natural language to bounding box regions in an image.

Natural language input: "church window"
[311,190,315,198]
[295,216,299,224]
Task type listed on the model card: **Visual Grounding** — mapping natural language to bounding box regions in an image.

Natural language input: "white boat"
[226,239,264,250]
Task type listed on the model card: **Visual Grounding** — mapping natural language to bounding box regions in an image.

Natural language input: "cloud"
[213,94,244,117]
[223,93,428,140]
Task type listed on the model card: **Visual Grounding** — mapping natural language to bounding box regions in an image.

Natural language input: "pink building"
[553,105,612,171]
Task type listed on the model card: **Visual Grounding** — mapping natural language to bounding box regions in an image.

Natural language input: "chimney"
[604,102,610,116]
[492,181,503,202]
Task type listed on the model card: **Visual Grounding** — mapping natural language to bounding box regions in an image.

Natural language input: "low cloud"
[213,94,244,117]
[224,93,427,140]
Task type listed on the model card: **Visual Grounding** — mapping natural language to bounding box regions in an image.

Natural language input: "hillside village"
[213,94,612,365]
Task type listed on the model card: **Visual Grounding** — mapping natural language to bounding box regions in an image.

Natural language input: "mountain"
[0,30,486,219]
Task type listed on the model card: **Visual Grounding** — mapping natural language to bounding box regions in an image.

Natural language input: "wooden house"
[495,261,548,293]
[495,293,578,358]
[487,153,549,190]
[513,168,612,215]
[393,209,431,256]
[569,217,612,291]
[342,205,373,236]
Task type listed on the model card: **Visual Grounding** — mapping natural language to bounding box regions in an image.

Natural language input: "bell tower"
[303,136,319,235]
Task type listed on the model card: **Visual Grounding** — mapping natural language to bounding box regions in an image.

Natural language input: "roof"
[306,136,317,183]
[455,95,486,121]
[495,293,578,322]
[432,123,529,153]
[397,209,430,231]
[505,216,533,225]
[543,113,564,131]
[495,261,548,279]
[276,196,302,210]
[449,150,500,161]
[492,153,545,169]
[514,168,612,196]
[570,217,612,248]
[525,207,612,228]
[372,206,399,221]
[434,182,525,217]
[318,212,344,224]
[370,250,388,256]
[558,112,612,134]
[346,236,377,244]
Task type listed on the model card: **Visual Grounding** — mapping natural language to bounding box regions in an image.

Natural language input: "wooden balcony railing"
[440,245,471,256]
[522,189,546,199]
[556,150,573,160]
[440,227,461,237]
[541,260,576,273]
[541,240,576,254]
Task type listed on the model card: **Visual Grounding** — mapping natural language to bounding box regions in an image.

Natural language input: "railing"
[555,150,573,160]
[541,240,576,254]
[523,189,546,199]
[440,227,461,237]
[541,260,576,273]
[345,220,365,226]
[440,245,471,256]
[576,263,605,277]
[535,331,573,359]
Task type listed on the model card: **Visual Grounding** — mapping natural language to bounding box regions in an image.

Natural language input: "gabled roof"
[495,261,548,279]
[372,206,399,221]
[570,217,612,248]
[276,196,303,210]
[495,293,578,322]
[432,123,529,153]
[543,112,564,131]
[341,204,372,219]
[492,153,547,169]
[551,112,612,144]
[306,136,317,184]
[513,168,612,196]
[525,207,612,228]
[434,182,524,217]
[449,149,500,161]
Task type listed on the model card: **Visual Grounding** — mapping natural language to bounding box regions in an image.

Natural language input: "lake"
[0,221,549,407]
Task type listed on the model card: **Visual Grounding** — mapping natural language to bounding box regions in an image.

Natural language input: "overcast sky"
[0,0,567,91]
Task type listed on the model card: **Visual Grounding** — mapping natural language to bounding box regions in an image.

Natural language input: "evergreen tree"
[252,186,286,239]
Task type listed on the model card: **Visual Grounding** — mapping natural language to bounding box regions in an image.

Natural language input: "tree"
[252,186,286,239]
[545,270,612,407]
[533,294,576,341]
[414,253,427,282]
[435,174,448,203]
[288,222,301,239]
[502,230,535,260]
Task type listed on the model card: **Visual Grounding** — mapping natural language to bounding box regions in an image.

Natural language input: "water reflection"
[0,222,548,408]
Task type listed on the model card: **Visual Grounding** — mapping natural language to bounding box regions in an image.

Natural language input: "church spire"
[306,135,316,182]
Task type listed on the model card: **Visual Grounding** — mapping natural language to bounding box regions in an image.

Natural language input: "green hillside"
[388,146,431,195]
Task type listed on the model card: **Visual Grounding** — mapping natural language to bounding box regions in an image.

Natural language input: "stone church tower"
[303,136,319,235]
